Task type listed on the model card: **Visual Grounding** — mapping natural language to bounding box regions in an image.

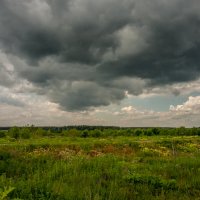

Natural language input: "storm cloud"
[0,0,200,110]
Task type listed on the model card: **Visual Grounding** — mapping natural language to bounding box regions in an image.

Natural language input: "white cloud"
[1,94,200,127]
[121,106,135,112]
[170,96,200,113]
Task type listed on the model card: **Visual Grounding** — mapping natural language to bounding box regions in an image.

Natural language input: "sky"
[0,0,200,127]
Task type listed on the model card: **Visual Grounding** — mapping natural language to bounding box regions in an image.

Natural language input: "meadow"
[0,126,200,199]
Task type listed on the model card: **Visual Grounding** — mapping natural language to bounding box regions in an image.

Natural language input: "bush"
[134,129,143,136]
[67,129,81,137]
[8,127,20,139]
[91,129,102,137]
[125,174,177,190]
[80,130,89,138]
[0,131,6,138]
[20,128,31,139]
[34,128,48,137]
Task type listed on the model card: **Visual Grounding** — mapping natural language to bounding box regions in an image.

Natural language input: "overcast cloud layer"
[0,0,200,126]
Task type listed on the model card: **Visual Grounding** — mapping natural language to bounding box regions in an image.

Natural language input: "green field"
[0,127,200,199]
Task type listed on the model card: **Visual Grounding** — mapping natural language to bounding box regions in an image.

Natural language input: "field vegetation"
[0,126,200,199]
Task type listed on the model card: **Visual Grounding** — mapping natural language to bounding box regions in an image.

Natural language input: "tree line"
[0,126,200,139]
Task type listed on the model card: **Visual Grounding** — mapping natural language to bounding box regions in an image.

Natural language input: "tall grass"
[0,133,200,199]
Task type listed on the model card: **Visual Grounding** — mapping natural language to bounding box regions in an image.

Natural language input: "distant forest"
[0,126,200,139]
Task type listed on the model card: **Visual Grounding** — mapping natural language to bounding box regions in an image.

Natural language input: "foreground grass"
[0,135,200,199]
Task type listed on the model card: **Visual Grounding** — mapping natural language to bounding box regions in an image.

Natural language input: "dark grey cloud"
[0,0,200,110]
[0,0,132,64]
[98,0,200,85]
[48,81,125,111]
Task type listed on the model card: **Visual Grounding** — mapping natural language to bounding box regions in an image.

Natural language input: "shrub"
[0,131,6,138]
[67,129,81,137]
[80,130,89,138]
[125,174,177,190]
[91,129,102,137]
[20,128,31,139]
[34,128,48,137]
[134,129,143,136]
[8,127,20,139]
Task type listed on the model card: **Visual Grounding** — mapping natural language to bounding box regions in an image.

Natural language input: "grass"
[0,133,200,199]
